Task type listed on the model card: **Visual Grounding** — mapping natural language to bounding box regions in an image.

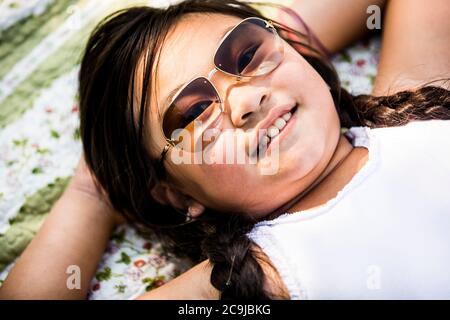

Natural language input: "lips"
[266,105,296,140]
[250,104,299,159]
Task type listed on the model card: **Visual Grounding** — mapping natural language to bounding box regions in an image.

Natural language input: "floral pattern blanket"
[0,0,379,299]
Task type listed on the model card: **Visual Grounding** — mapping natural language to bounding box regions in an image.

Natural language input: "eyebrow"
[160,24,236,116]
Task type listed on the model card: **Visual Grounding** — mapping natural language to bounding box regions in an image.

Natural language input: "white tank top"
[248,120,450,299]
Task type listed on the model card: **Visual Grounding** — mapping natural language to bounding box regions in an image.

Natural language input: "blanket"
[0,0,380,299]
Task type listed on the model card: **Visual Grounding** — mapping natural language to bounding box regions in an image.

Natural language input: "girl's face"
[145,13,341,218]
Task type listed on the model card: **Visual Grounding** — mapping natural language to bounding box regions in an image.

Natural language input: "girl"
[1,0,449,299]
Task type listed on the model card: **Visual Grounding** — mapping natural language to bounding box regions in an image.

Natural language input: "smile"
[257,104,299,157]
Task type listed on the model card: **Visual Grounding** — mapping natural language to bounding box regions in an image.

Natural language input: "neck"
[266,133,354,220]
[309,133,355,193]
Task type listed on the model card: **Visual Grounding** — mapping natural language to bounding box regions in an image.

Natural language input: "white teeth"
[282,112,292,121]
[259,108,296,150]
[274,118,287,130]
[260,135,271,147]
[267,126,280,138]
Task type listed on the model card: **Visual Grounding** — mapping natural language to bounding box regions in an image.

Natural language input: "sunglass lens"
[163,77,220,142]
[214,18,284,77]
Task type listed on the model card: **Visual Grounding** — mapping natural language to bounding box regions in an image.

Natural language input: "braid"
[201,214,271,299]
[339,85,450,128]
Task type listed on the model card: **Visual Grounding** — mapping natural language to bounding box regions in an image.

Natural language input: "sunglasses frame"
[159,17,284,164]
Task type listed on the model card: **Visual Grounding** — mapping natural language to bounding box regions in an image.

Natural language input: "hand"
[69,155,126,226]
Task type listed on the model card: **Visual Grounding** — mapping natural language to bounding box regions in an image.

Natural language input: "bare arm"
[276,0,386,54]
[136,260,219,300]
[136,247,289,300]
[0,158,122,299]
[373,0,450,95]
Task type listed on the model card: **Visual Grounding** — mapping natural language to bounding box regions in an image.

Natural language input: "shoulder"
[371,119,450,143]
[366,120,450,172]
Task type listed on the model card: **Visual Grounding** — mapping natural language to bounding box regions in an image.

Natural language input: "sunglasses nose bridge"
[207,67,246,114]
[205,69,223,107]
[207,68,218,81]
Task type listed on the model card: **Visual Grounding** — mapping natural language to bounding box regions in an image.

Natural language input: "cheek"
[274,54,341,179]
[171,160,255,211]
[288,115,338,174]
[286,95,340,181]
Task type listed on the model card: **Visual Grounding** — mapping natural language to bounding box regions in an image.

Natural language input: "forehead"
[154,13,242,113]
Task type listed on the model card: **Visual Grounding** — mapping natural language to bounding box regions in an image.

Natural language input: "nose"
[225,83,269,128]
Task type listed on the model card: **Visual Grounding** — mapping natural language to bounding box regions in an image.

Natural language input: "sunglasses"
[159,17,284,163]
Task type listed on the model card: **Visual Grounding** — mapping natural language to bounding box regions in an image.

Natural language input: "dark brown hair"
[78,0,450,299]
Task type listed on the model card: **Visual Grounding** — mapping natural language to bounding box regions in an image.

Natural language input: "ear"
[150,182,205,219]
[186,200,206,219]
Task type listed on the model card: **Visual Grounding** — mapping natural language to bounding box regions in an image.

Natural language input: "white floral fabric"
[0,0,380,299]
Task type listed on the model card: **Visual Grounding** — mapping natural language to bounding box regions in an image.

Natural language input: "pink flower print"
[134,259,146,268]
[143,242,152,250]
[92,283,101,291]
[356,59,366,68]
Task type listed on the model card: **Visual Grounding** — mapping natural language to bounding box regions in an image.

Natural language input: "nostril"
[260,94,267,106]
[242,112,252,120]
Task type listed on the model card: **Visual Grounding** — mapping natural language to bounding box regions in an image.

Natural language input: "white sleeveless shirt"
[248,120,450,299]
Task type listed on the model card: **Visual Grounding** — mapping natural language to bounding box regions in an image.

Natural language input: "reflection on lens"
[163,77,220,140]
[214,18,284,77]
